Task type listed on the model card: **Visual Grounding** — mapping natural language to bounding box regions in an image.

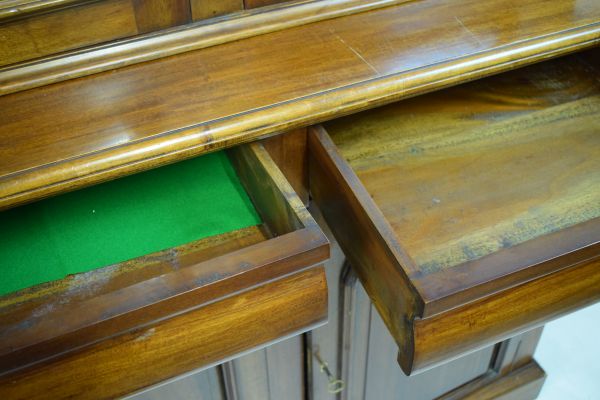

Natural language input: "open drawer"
[0,143,329,399]
[309,51,600,375]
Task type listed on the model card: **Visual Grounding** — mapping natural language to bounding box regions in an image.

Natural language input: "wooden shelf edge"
[0,0,96,23]
[1,19,598,210]
[436,360,546,400]
[0,0,406,95]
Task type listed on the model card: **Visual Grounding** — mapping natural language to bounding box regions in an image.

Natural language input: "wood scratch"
[455,16,483,46]
[329,28,380,75]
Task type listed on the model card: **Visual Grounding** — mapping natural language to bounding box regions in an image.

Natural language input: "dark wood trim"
[437,360,546,400]
[410,257,600,373]
[0,0,407,95]
[308,125,422,369]
[418,218,600,317]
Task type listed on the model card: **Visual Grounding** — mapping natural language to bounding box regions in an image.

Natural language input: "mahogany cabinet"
[1,0,599,398]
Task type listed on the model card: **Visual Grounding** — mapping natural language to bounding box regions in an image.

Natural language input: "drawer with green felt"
[0,142,329,381]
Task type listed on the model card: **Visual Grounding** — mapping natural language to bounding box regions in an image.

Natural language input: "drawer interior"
[323,53,599,278]
[309,50,600,373]
[320,51,599,296]
[1,151,261,296]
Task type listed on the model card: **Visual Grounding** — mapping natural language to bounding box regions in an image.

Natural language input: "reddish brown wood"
[132,0,191,33]
[0,267,328,400]
[0,143,329,383]
[263,129,309,205]
[1,0,598,209]
[309,53,600,373]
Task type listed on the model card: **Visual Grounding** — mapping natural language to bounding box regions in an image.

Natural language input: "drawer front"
[0,143,329,399]
[308,52,600,374]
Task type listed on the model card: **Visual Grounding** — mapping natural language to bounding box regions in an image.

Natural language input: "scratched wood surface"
[324,53,600,277]
[1,0,598,209]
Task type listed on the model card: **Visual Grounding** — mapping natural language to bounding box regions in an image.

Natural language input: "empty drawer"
[309,52,600,374]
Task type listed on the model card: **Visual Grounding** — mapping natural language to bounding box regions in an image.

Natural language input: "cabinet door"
[222,336,305,400]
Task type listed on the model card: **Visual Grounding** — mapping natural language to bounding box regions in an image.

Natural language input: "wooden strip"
[0,0,96,22]
[437,361,546,400]
[418,218,600,317]
[262,129,309,205]
[308,125,421,365]
[1,1,599,209]
[0,267,328,400]
[0,0,406,95]
[409,257,600,374]
[0,0,138,67]
[244,0,286,8]
[229,142,313,235]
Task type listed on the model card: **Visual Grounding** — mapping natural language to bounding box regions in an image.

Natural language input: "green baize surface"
[0,152,261,296]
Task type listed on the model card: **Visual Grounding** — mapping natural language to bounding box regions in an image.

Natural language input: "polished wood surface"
[191,0,242,20]
[323,53,600,313]
[309,53,600,373]
[263,128,309,205]
[0,0,95,22]
[1,0,599,209]
[412,257,600,373]
[438,360,546,400]
[0,0,405,95]
[132,0,191,33]
[0,0,138,66]
[0,267,328,400]
[0,143,329,390]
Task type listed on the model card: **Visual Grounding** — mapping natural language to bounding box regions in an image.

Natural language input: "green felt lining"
[0,152,262,297]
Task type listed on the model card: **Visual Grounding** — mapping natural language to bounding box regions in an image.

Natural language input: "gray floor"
[535,302,600,400]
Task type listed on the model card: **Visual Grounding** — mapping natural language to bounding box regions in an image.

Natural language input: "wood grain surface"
[1,0,598,209]
[0,266,328,400]
[324,53,600,277]
[0,0,406,96]
[191,0,242,20]
[310,53,600,374]
[0,0,138,66]
[438,360,546,400]
[0,143,329,386]
[132,0,191,33]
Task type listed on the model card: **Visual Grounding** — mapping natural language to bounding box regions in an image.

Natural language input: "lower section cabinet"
[1,50,598,399]
[126,210,548,400]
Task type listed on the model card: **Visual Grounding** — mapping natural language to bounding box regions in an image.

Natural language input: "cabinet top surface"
[324,53,600,297]
[1,0,599,208]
